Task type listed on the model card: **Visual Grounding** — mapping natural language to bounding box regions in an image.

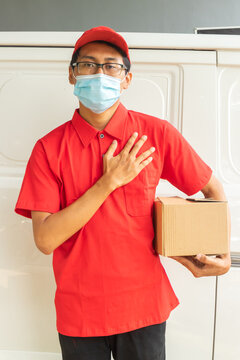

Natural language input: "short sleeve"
[14,140,61,219]
[161,121,213,196]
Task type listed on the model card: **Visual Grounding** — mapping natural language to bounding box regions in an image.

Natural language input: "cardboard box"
[153,196,229,256]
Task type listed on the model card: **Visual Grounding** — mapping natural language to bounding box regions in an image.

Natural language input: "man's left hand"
[170,174,232,278]
[169,253,231,277]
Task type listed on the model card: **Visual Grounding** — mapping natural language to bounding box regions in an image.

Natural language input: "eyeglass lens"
[76,62,125,76]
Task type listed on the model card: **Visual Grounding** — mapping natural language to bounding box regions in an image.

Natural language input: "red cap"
[73,26,131,63]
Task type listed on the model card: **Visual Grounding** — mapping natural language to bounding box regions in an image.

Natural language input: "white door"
[213,50,240,360]
[0,46,217,359]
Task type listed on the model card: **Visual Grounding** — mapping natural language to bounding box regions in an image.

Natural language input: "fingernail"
[133,132,138,136]
[113,139,117,144]
[142,135,147,140]
[151,147,155,151]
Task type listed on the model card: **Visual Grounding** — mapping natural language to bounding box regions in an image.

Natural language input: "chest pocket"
[123,167,158,216]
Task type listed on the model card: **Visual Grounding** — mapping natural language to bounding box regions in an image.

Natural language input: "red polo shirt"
[15,102,212,337]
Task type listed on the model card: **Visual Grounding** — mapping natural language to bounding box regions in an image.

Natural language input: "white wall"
[1,0,240,33]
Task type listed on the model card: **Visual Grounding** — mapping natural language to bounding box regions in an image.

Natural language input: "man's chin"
[79,100,120,116]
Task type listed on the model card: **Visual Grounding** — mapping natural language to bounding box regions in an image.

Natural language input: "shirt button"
[100,133,104,139]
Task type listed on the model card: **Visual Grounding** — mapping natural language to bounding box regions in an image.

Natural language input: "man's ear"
[69,66,76,85]
[121,72,132,93]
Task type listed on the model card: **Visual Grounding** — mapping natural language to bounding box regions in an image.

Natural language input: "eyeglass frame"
[71,61,128,76]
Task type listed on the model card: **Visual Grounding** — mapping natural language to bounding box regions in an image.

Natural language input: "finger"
[135,146,155,164]
[138,156,153,171]
[104,139,118,157]
[216,253,230,260]
[170,256,201,272]
[129,135,148,157]
[170,256,192,264]
[121,132,139,155]
[172,255,206,268]
[194,254,218,266]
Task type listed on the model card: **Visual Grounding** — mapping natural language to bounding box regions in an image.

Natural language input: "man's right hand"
[102,132,155,189]
[31,132,155,255]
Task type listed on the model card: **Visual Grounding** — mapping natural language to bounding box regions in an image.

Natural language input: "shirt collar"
[71,102,128,148]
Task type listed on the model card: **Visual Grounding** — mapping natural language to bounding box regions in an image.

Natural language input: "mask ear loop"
[120,74,127,95]
[72,67,78,81]
[120,74,127,83]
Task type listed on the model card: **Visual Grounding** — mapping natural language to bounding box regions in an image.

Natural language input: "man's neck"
[78,100,120,130]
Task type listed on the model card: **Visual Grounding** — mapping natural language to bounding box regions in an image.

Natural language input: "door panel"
[0,46,217,358]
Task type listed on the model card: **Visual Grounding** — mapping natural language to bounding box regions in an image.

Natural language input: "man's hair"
[70,40,131,74]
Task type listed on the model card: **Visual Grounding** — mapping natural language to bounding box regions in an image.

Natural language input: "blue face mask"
[73,73,126,114]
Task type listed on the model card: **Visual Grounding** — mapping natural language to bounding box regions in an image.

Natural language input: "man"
[14,26,231,360]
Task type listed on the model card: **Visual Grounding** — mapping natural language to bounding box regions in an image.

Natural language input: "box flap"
[155,196,186,205]
[186,198,227,203]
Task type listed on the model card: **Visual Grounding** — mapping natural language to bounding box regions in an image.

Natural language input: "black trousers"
[58,321,166,360]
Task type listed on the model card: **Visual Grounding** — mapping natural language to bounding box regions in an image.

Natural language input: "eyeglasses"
[72,62,128,76]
